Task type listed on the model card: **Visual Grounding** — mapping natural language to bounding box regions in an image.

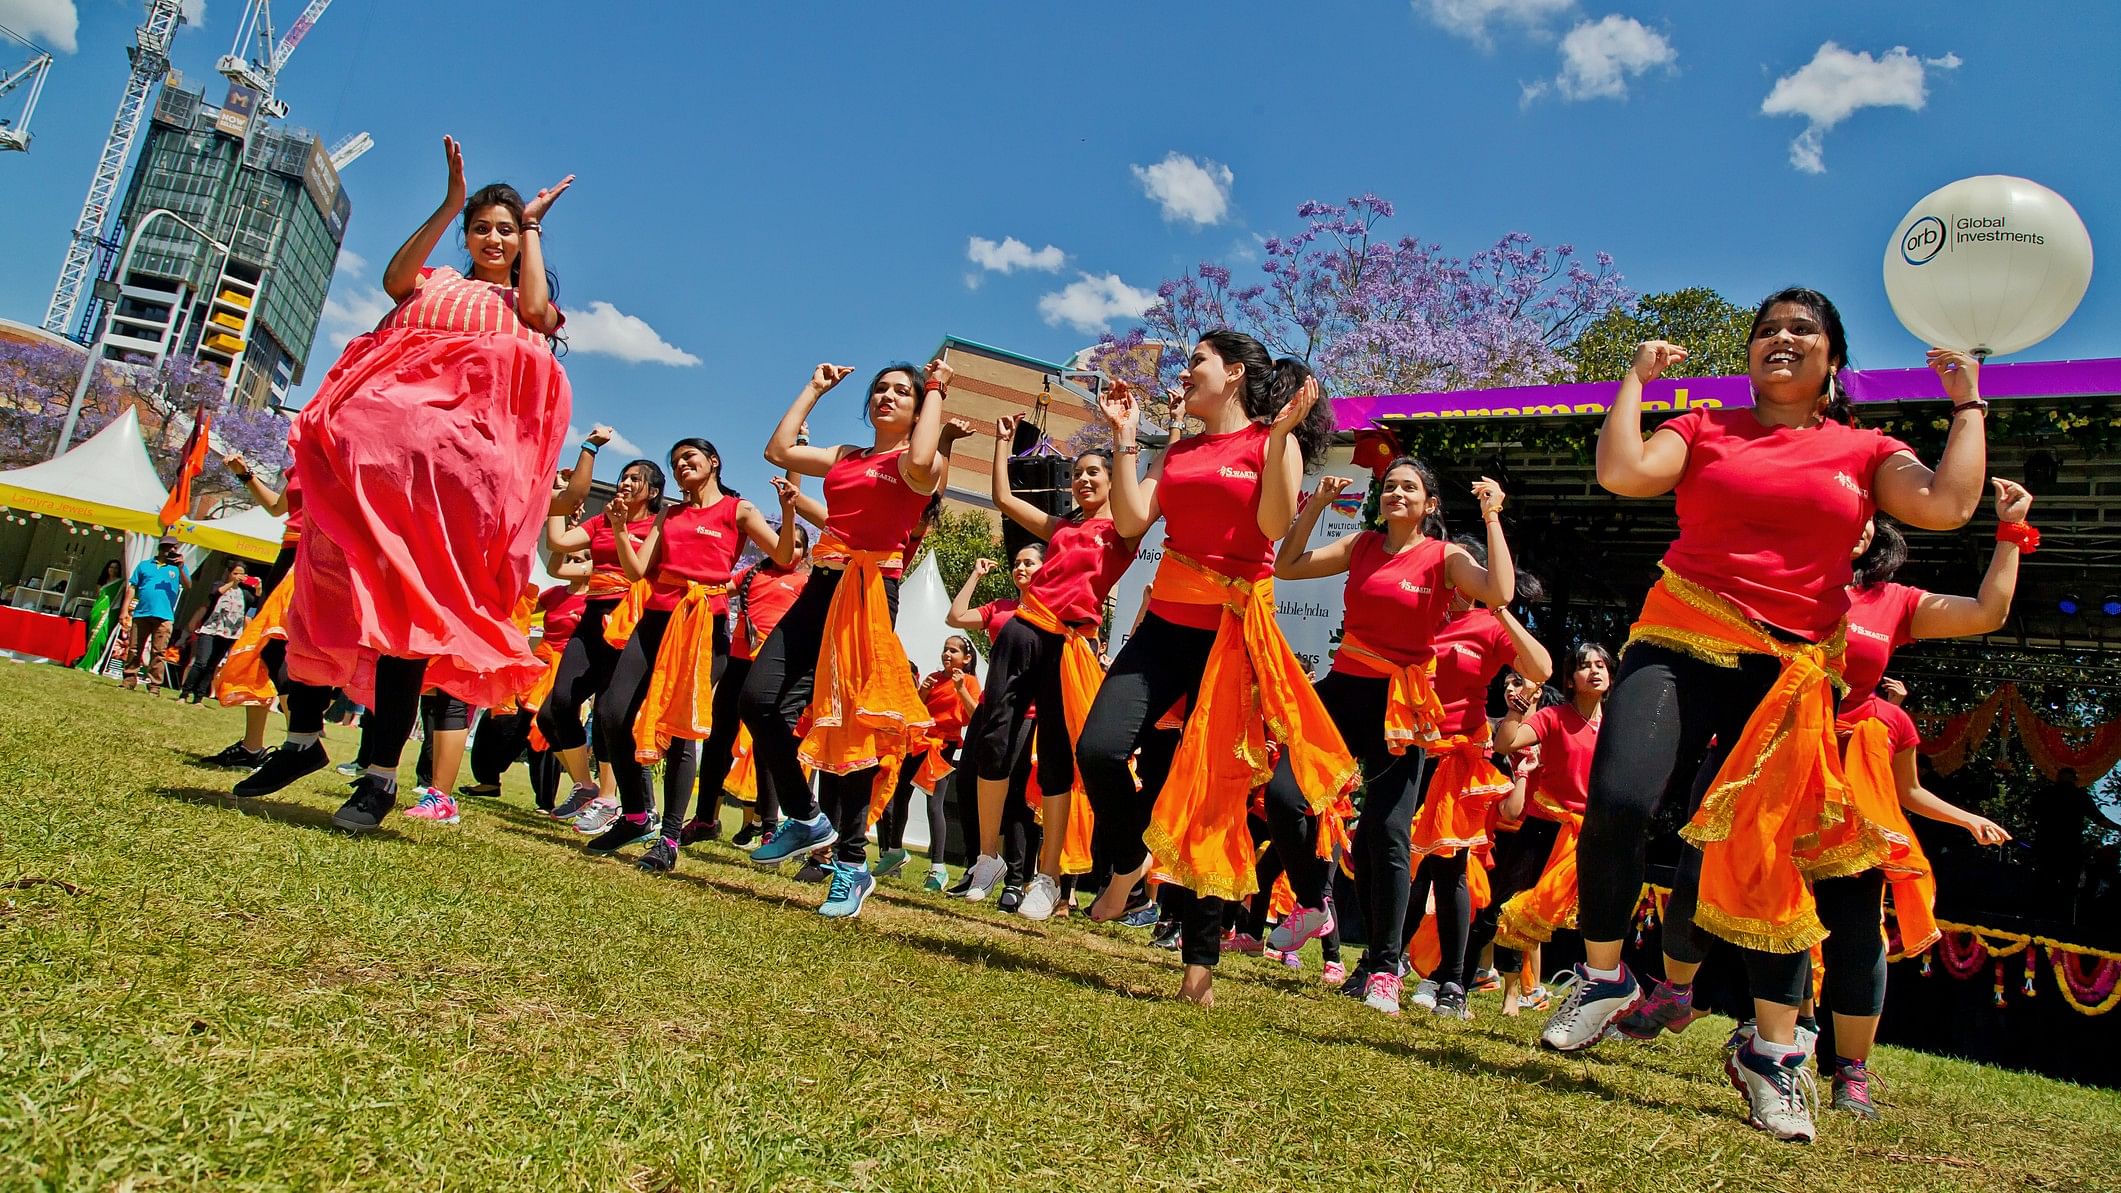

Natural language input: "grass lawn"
[3,662,2116,1191]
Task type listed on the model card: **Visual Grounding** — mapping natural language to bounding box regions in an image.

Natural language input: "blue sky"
[3,0,2118,494]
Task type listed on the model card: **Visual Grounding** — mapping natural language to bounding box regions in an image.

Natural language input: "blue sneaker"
[750,813,838,867]
[1120,901,1161,929]
[818,862,876,919]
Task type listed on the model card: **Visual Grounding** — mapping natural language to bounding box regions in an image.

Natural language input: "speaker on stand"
[1001,420,1071,561]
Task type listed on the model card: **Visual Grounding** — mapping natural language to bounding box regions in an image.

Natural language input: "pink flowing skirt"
[285,326,570,709]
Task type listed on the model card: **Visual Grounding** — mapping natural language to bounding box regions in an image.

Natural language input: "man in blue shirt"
[122,538,191,692]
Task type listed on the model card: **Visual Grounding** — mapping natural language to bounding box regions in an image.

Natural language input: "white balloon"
[1883,175,2093,357]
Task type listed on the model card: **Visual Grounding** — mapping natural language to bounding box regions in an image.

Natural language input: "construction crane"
[328,130,373,170]
[218,0,336,120]
[0,22,53,153]
[41,0,188,338]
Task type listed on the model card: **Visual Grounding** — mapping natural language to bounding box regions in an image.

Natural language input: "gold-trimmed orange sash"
[1139,551,1358,901]
[1495,809,1585,949]
[1411,725,1511,858]
[601,580,652,647]
[1018,593,1106,876]
[1835,712,1939,953]
[214,575,293,707]
[631,581,732,764]
[1336,632,1446,755]
[1631,566,1872,954]
[797,537,931,815]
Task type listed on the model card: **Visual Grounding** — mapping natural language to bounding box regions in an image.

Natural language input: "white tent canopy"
[0,407,171,536]
[890,554,956,851]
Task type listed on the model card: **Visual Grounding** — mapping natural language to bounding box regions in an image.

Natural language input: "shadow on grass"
[149,785,411,844]
[1266,1015,1695,1116]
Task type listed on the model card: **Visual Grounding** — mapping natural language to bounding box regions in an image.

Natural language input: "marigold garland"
[1914,683,2121,785]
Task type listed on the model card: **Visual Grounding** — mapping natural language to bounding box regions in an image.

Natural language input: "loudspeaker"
[1003,451,1071,561]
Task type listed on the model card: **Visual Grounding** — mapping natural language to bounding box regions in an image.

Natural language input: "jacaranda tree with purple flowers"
[1082,195,1632,420]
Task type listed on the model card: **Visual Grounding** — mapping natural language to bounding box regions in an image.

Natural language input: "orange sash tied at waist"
[1139,551,1358,901]
[904,673,981,804]
[601,580,652,647]
[797,539,931,816]
[1335,633,1446,755]
[523,642,565,751]
[1631,567,1871,954]
[1019,593,1106,875]
[214,576,294,708]
[1836,713,1939,953]
[1410,726,1511,858]
[631,580,731,764]
[1494,809,1585,950]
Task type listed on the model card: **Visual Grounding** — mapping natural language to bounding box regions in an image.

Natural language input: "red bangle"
[1996,521,2039,553]
[923,380,945,394]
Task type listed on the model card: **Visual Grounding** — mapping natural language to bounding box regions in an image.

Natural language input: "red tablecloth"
[0,606,89,666]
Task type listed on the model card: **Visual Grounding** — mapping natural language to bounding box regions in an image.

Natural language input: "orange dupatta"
[1017,593,1108,873]
[796,540,932,818]
[601,579,652,647]
[1140,551,1358,901]
[630,580,732,764]
[904,673,981,805]
[1335,633,1446,756]
[1835,713,1940,953]
[1633,567,1874,954]
[1494,808,1585,949]
[1411,726,1511,859]
[214,576,294,707]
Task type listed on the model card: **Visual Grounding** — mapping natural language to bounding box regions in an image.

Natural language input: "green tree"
[1566,287,1754,382]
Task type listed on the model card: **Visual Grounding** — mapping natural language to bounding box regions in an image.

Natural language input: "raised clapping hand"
[970,558,999,579]
[927,358,956,390]
[441,136,467,211]
[1310,475,1353,507]
[585,425,615,447]
[1880,676,1909,706]
[942,417,976,445]
[994,413,1021,441]
[771,476,799,511]
[1927,348,1981,401]
[1472,476,1507,520]
[1993,477,2032,523]
[809,363,856,395]
[1631,340,1689,383]
[1099,381,1139,438]
[1271,377,1321,436]
[524,173,575,224]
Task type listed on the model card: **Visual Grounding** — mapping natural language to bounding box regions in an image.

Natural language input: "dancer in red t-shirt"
[1543,288,1990,1147]
[1076,332,1350,1007]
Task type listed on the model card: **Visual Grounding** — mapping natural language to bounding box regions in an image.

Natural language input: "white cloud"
[1413,0,1572,45]
[319,286,393,348]
[564,301,701,366]
[0,0,80,52]
[1038,273,1156,336]
[1762,42,1953,174]
[335,248,367,278]
[1545,15,1675,100]
[1130,153,1234,226]
[567,423,644,458]
[180,0,205,24]
[1925,52,1962,70]
[967,235,1066,275]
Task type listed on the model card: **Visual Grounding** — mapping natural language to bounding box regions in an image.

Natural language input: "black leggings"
[878,745,950,853]
[970,618,1075,797]
[1816,869,1890,1019]
[1261,672,1432,973]
[1576,642,1810,1006]
[737,568,900,829]
[1468,816,1562,973]
[691,653,758,828]
[284,655,422,769]
[1401,852,1472,988]
[470,708,534,786]
[415,691,471,787]
[535,599,621,756]
[956,712,1035,859]
[180,634,234,700]
[595,609,726,826]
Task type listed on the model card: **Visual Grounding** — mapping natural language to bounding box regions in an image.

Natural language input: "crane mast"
[0,21,53,153]
[42,0,188,339]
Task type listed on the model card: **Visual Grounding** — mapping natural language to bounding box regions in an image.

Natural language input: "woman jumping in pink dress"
[234,136,576,833]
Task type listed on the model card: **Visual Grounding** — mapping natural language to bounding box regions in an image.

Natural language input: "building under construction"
[95,74,349,408]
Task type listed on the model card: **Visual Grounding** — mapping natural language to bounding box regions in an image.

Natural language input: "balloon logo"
[1883,175,2094,358]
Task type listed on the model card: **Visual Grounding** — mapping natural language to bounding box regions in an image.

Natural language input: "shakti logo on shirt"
[1217,466,1259,481]
[1851,624,1891,643]
[693,526,724,537]
[1833,470,1870,498]
[862,466,901,485]
[1397,580,1434,595]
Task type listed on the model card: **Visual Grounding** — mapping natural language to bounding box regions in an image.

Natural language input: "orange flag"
[159,404,214,528]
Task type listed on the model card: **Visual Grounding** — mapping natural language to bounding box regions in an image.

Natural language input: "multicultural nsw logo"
[1902,215,1946,265]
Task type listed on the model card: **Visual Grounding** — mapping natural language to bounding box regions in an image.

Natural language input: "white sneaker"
[1539,964,1641,1052]
[1017,874,1061,921]
[962,854,1007,901]
[1410,978,1440,1010]
[1731,1038,1820,1143]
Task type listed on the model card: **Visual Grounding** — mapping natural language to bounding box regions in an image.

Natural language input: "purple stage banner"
[1331,357,2121,431]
